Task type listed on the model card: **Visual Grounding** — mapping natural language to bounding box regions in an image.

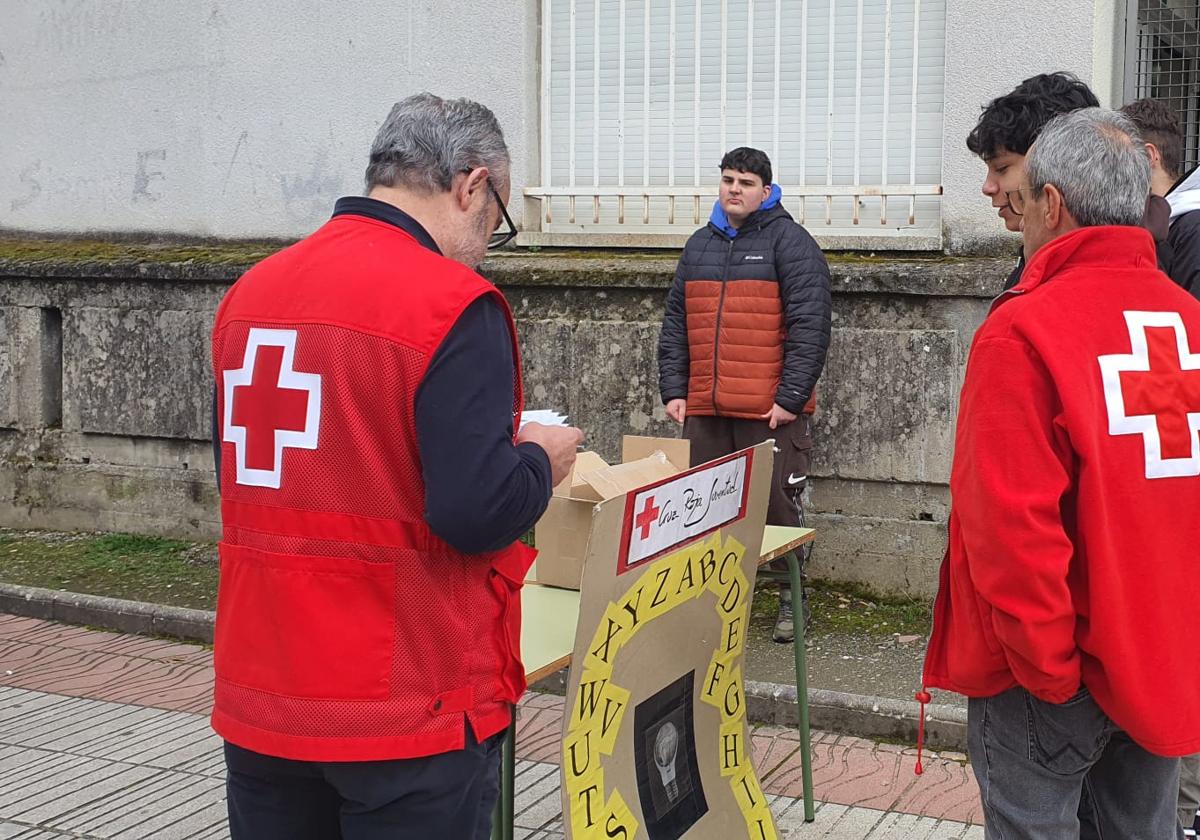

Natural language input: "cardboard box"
[531,435,690,589]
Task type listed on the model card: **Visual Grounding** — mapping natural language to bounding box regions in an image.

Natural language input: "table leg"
[490,709,517,840]
[787,550,816,822]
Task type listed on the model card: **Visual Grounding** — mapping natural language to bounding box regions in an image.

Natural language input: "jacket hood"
[1167,165,1200,223]
[709,183,783,238]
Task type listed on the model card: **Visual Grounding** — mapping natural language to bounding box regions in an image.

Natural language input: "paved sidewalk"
[0,614,983,839]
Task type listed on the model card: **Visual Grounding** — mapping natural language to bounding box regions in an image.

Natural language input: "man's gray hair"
[365,93,510,194]
[1026,107,1150,227]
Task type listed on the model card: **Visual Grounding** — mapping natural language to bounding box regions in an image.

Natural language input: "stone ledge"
[0,237,1010,297]
[744,680,967,753]
[0,582,215,643]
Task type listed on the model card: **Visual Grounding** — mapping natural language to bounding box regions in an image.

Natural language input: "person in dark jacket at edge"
[657,147,832,644]
[1120,97,1200,839]
[966,72,1099,290]
[1121,97,1200,301]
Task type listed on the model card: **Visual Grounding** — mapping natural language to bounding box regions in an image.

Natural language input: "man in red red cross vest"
[210,93,583,840]
[923,108,1200,838]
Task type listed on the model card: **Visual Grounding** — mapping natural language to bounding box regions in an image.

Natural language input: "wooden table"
[491,525,816,840]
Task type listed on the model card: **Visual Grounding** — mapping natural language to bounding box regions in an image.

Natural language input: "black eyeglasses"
[1005,187,1030,216]
[460,168,518,249]
[486,179,519,250]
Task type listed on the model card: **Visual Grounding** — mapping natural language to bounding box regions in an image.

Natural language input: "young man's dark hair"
[969,72,1100,288]
[719,147,772,185]
[1121,97,1200,300]
[1120,97,1184,181]
[967,71,1100,159]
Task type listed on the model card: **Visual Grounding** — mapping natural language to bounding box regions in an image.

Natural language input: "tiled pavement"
[0,614,984,838]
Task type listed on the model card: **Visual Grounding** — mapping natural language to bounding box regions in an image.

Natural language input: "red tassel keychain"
[914,690,932,775]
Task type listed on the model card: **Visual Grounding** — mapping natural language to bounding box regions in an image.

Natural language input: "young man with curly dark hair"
[967,72,1099,288]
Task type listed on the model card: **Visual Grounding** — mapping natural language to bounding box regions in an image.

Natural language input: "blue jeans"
[968,686,1182,840]
[225,724,502,840]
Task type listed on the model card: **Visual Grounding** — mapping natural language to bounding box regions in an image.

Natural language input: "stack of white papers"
[519,409,569,429]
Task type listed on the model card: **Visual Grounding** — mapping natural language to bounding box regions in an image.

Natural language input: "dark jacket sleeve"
[415,296,553,554]
[1167,210,1200,299]
[658,260,691,404]
[211,386,221,492]
[1003,254,1024,291]
[774,226,832,414]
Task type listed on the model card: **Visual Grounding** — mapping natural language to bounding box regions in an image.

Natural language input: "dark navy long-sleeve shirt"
[415,295,552,552]
[214,197,553,554]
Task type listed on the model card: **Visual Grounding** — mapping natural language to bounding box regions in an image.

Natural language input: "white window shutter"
[538,0,946,244]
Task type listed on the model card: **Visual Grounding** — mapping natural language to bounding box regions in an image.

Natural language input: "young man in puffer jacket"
[657,147,832,643]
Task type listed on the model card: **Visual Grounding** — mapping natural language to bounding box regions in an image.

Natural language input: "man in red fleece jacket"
[923,107,1200,839]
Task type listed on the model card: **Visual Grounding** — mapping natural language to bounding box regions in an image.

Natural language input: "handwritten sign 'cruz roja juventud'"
[618,451,752,573]
[561,442,777,840]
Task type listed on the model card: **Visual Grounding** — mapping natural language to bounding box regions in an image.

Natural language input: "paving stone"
[0,827,77,840]
[818,803,888,837]
[514,763,566,830]
[62,773,224,838]
[138,796,229,840]
[0,748,65,799]
[869,811,934,838]
[0,618,989,840]
[3,756,160,824]
[110,721,220,768]
[17,699,161,751]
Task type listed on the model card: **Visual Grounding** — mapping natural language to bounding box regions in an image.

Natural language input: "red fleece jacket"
[923,225,1200,757]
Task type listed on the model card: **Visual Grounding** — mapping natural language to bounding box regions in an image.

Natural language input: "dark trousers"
[968,686,1183,840]
[683,413,814,585]
[224,726,502,840]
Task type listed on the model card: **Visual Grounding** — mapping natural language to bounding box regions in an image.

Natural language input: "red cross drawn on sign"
[1099,311,1200,479]
[635,495,660,540]
[223,328,322,489]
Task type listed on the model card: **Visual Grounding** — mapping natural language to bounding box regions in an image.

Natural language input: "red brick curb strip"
[0,582,968,751]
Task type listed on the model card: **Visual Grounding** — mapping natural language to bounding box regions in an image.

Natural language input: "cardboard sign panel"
[560,441,777,840]
[618,450,752,573]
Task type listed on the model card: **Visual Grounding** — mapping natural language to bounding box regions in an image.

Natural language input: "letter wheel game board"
[560,441,777,840]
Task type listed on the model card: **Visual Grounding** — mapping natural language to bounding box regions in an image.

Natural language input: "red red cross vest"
[210,212,534,762]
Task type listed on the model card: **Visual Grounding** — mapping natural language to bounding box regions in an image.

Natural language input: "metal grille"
[525,0,946,249]
[1133,0,1200,172]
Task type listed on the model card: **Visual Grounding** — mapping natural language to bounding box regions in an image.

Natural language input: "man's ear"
[1044,184,1065,230]
[454,168,490,213]
[1145,142,1163,170]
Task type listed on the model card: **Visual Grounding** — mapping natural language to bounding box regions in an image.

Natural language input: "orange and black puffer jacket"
[658,197,832,419]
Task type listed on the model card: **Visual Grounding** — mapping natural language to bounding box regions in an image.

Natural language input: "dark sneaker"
[773,588,813,643]
[773,590,794,643]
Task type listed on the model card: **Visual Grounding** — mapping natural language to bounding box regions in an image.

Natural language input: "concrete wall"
[0,1,538,237]
[0,250,1008,597]
[3,0,1128,255]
